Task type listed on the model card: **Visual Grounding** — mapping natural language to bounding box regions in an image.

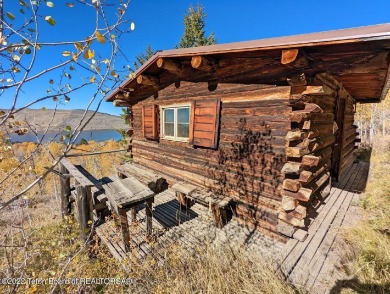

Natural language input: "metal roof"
[107,23,390,102]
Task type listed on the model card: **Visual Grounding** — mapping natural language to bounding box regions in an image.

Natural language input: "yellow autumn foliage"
[0,139,124,203]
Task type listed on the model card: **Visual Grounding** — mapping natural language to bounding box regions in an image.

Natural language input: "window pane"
[178,107,189,123]
[164,123,174,136]
[177,123,189,138]
[164,109,174,123]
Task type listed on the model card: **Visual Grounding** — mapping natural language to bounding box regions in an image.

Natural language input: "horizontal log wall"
[132,82,291,239]
[317,74,358,180]
[338,89,357,179]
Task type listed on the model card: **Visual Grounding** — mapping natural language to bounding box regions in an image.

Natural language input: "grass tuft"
[342,136,390,294]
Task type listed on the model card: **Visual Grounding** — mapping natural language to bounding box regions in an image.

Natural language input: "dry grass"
[1,217,297,294]
[0,217,131,293]
[128,244,296,294]
[342,136,390,293]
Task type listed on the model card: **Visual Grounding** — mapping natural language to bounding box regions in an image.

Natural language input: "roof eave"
[105,23,390,103]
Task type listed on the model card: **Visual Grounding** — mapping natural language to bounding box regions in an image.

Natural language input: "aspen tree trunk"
[369,105,375,143]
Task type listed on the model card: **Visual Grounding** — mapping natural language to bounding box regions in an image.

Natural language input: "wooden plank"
[279,163,359,274]
[171,181,198,195]
[59,159,99,188]
[152,191,191,227]
[152,209,201,248]
[286,163,362,282]
[278,165,355,264]
[311,167,367,292]
[305,163,368,290]
[117,163,160,181]
[124,218,162,263]
[100,222,138,264]
[304,189,356,289]
[103,176,155,208]
[117,162,168,194]
[95,225,125,261]
[158,198,198,226]
[75,165,103,190]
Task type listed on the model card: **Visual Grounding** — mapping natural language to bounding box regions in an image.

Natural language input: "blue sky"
[3,0,390,116]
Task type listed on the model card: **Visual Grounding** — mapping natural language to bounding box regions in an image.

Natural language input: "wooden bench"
[116,163,168,194]
[59,159,106,240]
[101,176,155,252]
[172,181,233,228]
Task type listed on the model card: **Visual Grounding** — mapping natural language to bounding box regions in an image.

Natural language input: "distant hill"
[2,109,128,131]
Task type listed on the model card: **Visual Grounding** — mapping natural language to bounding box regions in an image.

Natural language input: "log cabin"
[106,24,390,241]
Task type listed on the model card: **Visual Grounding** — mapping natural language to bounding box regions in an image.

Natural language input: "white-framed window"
[161,104,190,141]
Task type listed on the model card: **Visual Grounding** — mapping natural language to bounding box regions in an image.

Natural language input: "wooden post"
[75,184,94,242]
[146,199,153,236]
[130,207,137,223]
[211,204,226,229]
[86,186,94,224]
[59,163,71,217]
[76,185,89,240]
[118,208,131,252]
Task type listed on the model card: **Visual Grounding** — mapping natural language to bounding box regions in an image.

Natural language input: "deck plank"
[280,163,359,275]
[279,162,369,293]
[305,164,369,290]
[288,167,361,284]
[96,186,282,269]
[309,163,369,293]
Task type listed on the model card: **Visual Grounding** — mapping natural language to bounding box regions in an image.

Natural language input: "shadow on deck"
[95,188,283,267]
[278,161,370,293]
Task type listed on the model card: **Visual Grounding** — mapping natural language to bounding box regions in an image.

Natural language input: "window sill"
[160,136,190,143]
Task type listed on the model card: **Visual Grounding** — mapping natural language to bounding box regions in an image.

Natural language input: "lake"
[9,129,123,144]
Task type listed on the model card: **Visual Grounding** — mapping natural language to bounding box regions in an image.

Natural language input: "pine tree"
[177,3,216,48]
[133,44,156,70]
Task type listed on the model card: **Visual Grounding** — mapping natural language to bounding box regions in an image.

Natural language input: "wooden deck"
[94,160,369,291]
[95,188,283,266]
[279,161,369,293]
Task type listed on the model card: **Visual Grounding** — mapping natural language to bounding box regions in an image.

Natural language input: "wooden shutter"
[190,98,221,148]
[142,105,158,140]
